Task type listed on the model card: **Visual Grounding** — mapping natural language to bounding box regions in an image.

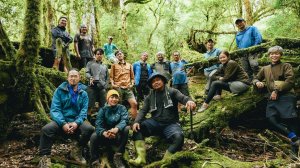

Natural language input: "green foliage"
[263,12,300,39]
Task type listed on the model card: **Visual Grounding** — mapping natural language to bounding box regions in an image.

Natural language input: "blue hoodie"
[50,82,88,127]
[236,26,262,49]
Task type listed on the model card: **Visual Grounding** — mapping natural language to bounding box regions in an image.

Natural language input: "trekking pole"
[188,107,196,140]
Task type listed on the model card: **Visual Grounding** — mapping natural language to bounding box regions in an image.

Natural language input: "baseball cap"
[235,18,245,24]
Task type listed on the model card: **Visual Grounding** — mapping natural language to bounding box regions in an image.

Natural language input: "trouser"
[79,57,94,70]
[204,69,218,93]
[39,121,94,155]
[205,80,230,104]
[133,119,184,153]
[135,81,150,102]
[172,83,190,97]
[268,116,300,137]
[239,54,259,81]
[52,38,71,72]
[90,126,130,162]
[205,80,249,104]
[87,86,106,109]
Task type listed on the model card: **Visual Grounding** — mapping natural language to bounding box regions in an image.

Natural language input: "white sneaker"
[198,104,209,112]
[213,95,221,100]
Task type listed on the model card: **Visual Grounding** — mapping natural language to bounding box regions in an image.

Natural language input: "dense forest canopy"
[1,0,299,63]
[0,0,300,167]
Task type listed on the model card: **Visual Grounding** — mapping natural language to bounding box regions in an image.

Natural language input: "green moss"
[145,147,289,168]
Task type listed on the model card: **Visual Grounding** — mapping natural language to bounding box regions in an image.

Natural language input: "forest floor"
[0,112,298,167]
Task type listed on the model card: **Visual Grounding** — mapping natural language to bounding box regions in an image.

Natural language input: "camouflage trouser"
[53,38,72,72]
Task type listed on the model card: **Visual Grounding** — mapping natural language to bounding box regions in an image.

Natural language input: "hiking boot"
[198,103,209,113]
[291,139,300,158]
[162,150,173,160]
[213,95,221,100]
[38,155,51,168]
[129,140,146,166]
[70,147,87,165]
[91,160,102,168]
[113,153,126,168]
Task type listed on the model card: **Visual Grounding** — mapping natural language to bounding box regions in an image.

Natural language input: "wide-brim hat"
[147,72,168,89]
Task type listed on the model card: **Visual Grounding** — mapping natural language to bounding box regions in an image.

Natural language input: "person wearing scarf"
[129,73,196,166]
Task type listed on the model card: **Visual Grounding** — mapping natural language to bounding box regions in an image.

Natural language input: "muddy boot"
[129,140,146,166]
[38,155,51,168]
[70,146,87,165]
[100,153,111,168]
[291,139,300,158]
[113,152,125,168]
[162,150,173,160]
[91,160,102,168]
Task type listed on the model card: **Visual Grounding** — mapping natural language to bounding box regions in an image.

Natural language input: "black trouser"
[79,57,94,70]
[135,80,150,102]
[268,116,300,138]
[133,119,184,153]
[87,85,106,109]
[205,80,229,104]
[172,83,190,97]
[39,121,94,155]
[90,126,130,162]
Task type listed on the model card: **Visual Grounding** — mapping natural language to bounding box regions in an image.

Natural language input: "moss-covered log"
[186,38,300,71]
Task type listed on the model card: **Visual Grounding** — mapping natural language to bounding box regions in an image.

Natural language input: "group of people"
[199,19,299,157]
[37,16,299,168]
[51,16,119,72]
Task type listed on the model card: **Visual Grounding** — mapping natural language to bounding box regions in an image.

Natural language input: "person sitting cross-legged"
[90,90,129,168]
[198,51,250,112]
[129,72,196,166]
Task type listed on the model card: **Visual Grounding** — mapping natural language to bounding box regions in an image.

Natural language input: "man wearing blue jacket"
[133,52,152,103]
[38,68,94,167]
[235,18,262,81]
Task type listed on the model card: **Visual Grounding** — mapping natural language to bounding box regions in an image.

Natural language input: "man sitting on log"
[38,68,94,167]
[129,72,196,166]
[253,46,300,155]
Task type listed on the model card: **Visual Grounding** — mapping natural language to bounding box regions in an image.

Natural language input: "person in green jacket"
[198,51,250,112]
[90,89,129,168]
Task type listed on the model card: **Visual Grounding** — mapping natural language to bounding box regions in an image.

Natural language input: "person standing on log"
[51,16,73,72]
[198,51,250,112]
[129,72,196,166]
[170,51,190,97]
[85,48,109,123]
[235,18,262,82]
[74,24,94,70]
[253,46,300,155]
[203,39,222,95]
[38,68,94,167]
[110,50,137,120]
[133,52,152,104]
[103,36,118,64]
[151,51,172,81]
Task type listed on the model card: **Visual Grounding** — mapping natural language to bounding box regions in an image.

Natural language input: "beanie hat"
[106,89,119,100]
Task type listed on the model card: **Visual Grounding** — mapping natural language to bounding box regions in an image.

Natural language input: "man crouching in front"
[129,72,196,166]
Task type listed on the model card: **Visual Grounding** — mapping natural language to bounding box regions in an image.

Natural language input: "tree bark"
[243,0,253,25]
[0,21,16,60]
[93,0,102,47]
[120,0,129,50]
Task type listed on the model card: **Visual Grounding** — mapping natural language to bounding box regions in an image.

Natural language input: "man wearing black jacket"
[129,72,196,166]
[52,16,73,72]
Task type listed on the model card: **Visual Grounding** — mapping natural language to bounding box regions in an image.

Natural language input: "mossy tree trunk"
[0,0,64,141]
